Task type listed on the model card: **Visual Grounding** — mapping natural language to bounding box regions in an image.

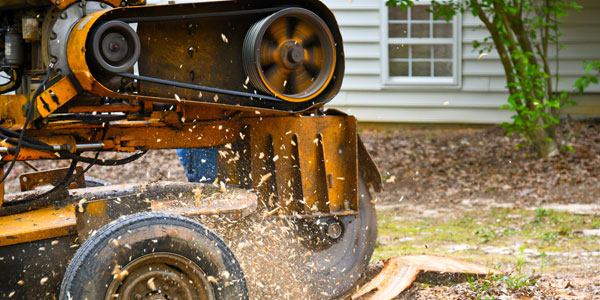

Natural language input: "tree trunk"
[530,118,559,158]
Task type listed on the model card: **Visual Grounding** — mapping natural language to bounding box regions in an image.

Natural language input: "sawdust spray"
[198,213,322,300]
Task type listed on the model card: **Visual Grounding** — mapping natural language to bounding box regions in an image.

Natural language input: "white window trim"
[380,1,462,90]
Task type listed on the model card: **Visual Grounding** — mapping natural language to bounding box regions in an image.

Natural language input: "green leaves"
[574,61,600,94]
[385,0,414,10]
[430,1,461,22]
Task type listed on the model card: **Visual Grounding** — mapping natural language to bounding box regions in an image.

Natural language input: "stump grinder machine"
[0,0,382,298]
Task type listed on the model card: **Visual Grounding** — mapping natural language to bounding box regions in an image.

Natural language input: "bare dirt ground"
[4,119,599,299]
[360,119,600,300]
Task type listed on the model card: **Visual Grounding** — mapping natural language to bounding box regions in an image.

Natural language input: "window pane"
[387,4,456,81]
[411,6,430,20]
[389,24,408,38]
[412,45,431,59]
[434,62,453,76]
[411,23,430,38]
[389,44,409,58]
[389,7,408,20]
[390,62,409,76]
[433,45,452,59]
[413,62,431,76]
[433,23,453,37]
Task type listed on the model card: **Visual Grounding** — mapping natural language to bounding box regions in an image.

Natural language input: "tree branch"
[505,6,539,66]
[491,0,537,111]
[471,0,517,95]
[541,0,553,100]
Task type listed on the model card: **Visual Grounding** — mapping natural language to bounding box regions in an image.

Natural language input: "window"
[384,3,460,86]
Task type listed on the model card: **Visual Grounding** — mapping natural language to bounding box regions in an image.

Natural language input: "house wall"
[323,0,600,123]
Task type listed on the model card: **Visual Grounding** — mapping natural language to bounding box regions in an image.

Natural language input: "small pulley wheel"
[243,8,336,102]
[88,20,141,73]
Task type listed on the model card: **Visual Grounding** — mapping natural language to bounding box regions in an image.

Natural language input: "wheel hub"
[326,221,343,239]
[106,253,215,300]
[296,216,350,251]
[125,268,189,300]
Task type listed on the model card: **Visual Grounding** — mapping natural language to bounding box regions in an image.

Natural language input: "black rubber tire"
[305,177,378,299]
[59,212,248,300]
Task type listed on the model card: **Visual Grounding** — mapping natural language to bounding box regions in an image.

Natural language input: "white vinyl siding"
[323,0,600,123]
[328,1,382,92]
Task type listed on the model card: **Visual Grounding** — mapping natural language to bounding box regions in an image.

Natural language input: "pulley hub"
[281,41,305,68]
[88,20,141,73]
[243,8,336,102]
[103,33,129,62]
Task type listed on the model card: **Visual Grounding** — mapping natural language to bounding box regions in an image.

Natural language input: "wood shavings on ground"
[353,255,502,300]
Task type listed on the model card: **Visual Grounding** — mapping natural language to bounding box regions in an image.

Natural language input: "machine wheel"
[59,212,248,300]
[304,177,377,299]
[243,8,336,102]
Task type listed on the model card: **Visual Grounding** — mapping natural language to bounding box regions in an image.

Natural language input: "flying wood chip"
[352,255,503,300]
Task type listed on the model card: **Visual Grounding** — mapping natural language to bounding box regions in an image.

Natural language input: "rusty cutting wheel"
[106,253,215,300]
[243,8,336,102]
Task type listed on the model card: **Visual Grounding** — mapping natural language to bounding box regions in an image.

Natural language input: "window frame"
[381,1,462,89]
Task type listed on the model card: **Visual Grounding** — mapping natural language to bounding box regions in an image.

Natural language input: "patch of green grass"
[454,214,475,226]
[374,206,600,272]
[465,272,538,300]
[515,256,526,272]
[541,231,557,243]
[504,273,538,289]
[535,208,552,222]
[474,227,496,243]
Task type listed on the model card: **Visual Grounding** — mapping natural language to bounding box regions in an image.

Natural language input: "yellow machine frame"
[0,0,381,255]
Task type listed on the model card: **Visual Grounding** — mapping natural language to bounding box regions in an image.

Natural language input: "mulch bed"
[362,119,600,207]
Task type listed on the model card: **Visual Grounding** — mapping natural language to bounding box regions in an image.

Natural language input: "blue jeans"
[176,148,218,182]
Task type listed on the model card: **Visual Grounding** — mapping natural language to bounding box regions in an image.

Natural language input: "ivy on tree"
[387,0,598,158]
